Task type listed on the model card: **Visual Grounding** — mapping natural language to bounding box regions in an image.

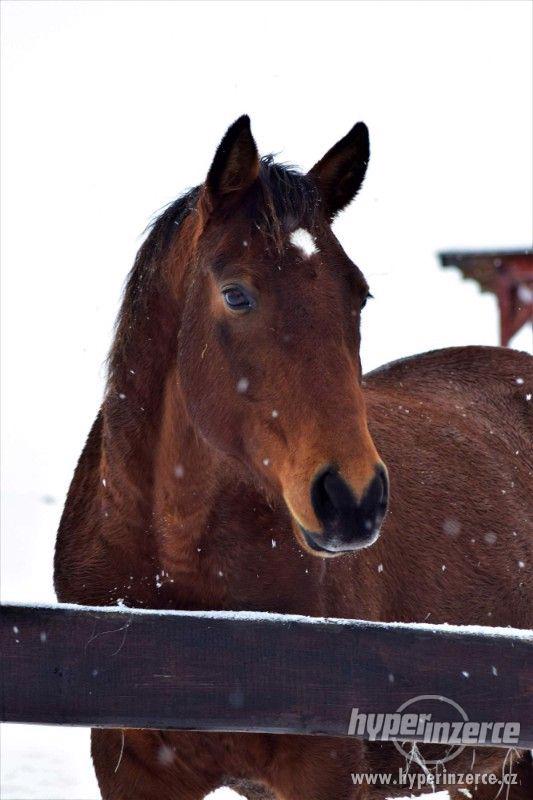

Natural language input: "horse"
[54,116,532,800]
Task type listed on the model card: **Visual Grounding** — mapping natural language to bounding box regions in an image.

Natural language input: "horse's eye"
[222,286,255,312]
[361,291,373,309]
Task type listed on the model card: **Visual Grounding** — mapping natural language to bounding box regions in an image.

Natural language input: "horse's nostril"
[322,470,355,512]
[360,466,389,518]
[381,470,389,505]
[376,466,389,507]
[311,467,354,525]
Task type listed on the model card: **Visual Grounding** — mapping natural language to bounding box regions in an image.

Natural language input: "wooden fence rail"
[1,603,532,748]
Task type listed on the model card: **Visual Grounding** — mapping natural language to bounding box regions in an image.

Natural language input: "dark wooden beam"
[1,603,532,747]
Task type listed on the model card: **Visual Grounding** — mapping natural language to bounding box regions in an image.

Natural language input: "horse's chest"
[160,521,327,616]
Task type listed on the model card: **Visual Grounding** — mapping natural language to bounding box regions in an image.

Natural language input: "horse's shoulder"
[364,346,532,391]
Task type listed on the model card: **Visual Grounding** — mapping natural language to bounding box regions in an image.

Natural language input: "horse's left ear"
[206,115,260,205]
[309,122,370,220]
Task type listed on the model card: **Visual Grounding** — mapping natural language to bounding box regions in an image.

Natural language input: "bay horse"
[54,116,532,800]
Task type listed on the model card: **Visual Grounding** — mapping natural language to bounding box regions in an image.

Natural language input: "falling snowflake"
[157,744,175,766]
[443,518,461,537]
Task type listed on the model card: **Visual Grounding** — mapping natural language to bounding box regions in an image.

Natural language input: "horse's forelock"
[256,158,319,247]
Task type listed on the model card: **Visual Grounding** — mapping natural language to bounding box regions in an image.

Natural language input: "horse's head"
[178,116,388,557]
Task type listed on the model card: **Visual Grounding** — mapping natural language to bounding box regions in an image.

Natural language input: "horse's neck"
[151,370,227,571]
[101,269,184,537]
[100,368,364,617]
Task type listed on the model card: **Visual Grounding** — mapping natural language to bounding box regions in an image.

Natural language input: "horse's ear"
[206,115,260,205]
[309,122,370,220]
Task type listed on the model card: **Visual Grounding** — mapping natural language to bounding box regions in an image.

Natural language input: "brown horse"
[55,116,532,800]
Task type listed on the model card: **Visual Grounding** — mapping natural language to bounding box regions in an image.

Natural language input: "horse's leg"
[266,734,369,800]
[224,779,277,799]
[509,751,533,799]
[91,728,222,800]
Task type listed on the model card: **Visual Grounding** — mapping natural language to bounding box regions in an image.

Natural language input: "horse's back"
[365,344,532,390]
[365,345,532,448]
[362,346,532,628]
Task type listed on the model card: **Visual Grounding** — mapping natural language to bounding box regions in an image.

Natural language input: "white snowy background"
[1,1,531,797]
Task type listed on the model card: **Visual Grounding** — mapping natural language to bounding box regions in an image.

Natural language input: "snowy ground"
[1,0,531,797]
[2,729,252,800]
[2,728,250,800]
[0,724,447,800]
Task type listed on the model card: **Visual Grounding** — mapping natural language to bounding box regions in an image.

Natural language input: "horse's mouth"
[300,527,345,557]
[302,529,330,553]
[299,523,381,558]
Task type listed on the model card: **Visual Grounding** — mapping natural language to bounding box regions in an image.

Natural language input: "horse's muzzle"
[303,464,389,554]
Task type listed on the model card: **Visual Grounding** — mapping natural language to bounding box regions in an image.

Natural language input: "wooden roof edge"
[438,249,532,267]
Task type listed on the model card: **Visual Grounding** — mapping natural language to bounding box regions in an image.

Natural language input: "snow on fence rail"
[1,603,532,747]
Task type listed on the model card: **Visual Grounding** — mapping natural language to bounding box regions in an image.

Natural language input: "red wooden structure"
[439,249,533,347]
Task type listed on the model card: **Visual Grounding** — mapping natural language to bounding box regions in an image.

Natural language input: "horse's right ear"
[309,122,370,220]
[206,115,260,206]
